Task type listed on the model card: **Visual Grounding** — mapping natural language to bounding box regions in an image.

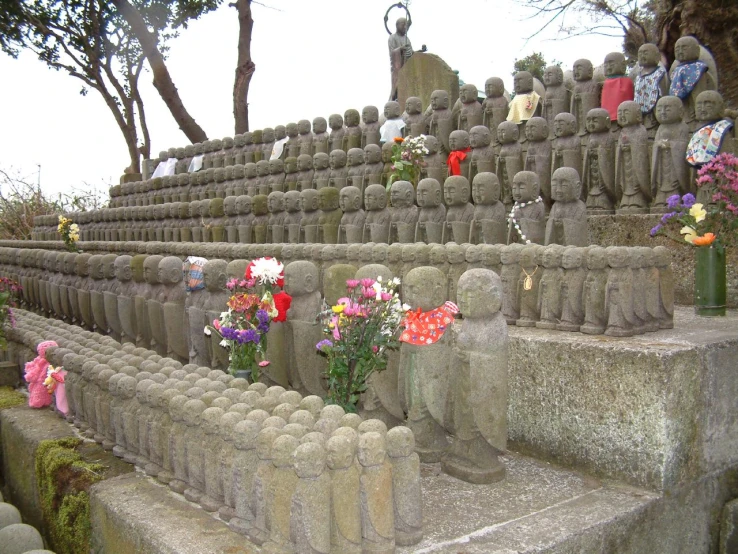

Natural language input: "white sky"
[0,0,620,199]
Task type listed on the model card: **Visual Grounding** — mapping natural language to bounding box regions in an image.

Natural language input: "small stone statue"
[443,268,507,483]
[583,108,617,214]
[551,113,583,194]
[536,245,566,329]
[447,129,472,180]
[516,244,543,327]
[286,122,300,159]
[228,419,259,531]
[670,36,717,131]
[318,187,342,244]
[443,176,475,244]
[580,246,609,335]
[251,194,270,244]
[346,147,366,191]
[300,189,321,243]
[455,83,483,131]
[296,154,315,192]
[235,194,255,244]
[495,121,523,206]
[385,181,416,244]
[421,135,447,184]
[428,89,454,155]
[358,432,396,552]
[312,116,330,155]
[339,186,366,244]
[297,119,314,157]
[313,152,331,189]
[557,247,589,331]
[545,167,588,246]
[344,109,362,151]
[415,178,446,244]
[363,144,384,188]
[469,125,495,183]
[247,427,283,545]
[651,97,690,212]
[386,427,423,545]
[604,246,637,337]
[403,96,427,137]
[482,77,509,147]
[652,246,674,329]
[326,435,362,553]
[601,52,634,125]
[264,434,301,552]
[507,71,542,135]
[329,149,349,191]
[634,43,669,138]
[284,156,298,192]
[615,101,651,214]
[267,191,287,243]
[329,114,346,153]
[508,171,545,245]
[470,172,506,244]
[290,442,331,554]
[523,117,552,209]
[284,190,303,244]
[267,158,286,193]
[542,65,571,139]
[571,59,602,136]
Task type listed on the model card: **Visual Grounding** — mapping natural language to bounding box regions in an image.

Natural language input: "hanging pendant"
[524,275,533,291]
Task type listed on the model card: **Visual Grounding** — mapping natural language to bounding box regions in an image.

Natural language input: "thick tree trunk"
[233,0,255,134]
[112,0,208,144]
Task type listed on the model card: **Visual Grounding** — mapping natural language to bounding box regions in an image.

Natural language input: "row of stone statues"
[35,170,590,246]
[10,311,423,552]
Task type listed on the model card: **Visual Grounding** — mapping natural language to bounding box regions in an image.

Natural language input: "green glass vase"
[694,245,726,316]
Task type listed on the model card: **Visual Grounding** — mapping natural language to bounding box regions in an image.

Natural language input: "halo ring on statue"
[384,2,412,35]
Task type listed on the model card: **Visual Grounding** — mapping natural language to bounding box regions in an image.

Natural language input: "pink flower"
[372,345,379,353]
[346,279,359,289]
[331,316,341,340]
[380,292,392,302]
[258,360,270,367]
[360,278,375,288]
[213,319,221,330]
[363,288,375,299]
[226,279,237,291]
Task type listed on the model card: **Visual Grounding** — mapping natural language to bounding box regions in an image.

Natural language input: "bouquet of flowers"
[316,276,408,411]
[650,153,738,248]
[205,257,291,382]
[57,215,80,252]
[387,135,428,189]
[0,277,20,350]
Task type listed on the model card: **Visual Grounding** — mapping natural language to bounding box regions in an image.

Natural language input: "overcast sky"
[0,0,620,199]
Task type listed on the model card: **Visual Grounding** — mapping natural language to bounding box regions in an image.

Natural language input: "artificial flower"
[689,203,706,223]
[692,233,716,246]
[680,225,697,243]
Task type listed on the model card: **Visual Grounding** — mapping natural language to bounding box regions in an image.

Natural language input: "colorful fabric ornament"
[44,365,69,416]
[635,67,667,114]
[272,291,292,323]
[400,301,459,345]
[602,76,635,120]
[24,340,57,409]
[669,61,708,100]
[686,120,734,166]
[506,91,541,123]
[447,147,472,176]
[185,256,207,292]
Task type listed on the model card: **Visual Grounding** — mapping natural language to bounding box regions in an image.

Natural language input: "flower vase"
[230,366,253,381]
[694,245,726,317]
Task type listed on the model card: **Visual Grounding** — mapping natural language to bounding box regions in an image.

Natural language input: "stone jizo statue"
[545,167,588,247]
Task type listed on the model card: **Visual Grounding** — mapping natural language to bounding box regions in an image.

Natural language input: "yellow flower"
[680,225,697,244]
[331,304,345,314]
[70,223,79,232]
[689,203,706,223]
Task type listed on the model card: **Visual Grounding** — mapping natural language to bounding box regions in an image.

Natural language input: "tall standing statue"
[634,43,669,138]
[582,108,616,214]
[571,59,602,137]
[615,101,651,214]
[670,36,717,131]
[482,77,509,148]
[388,15,413,101]
[651,96,690,212]
[601,52,634,125]
[542,65,571,139]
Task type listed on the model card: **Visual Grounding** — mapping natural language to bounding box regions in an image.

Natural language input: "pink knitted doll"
[24,340,57,409]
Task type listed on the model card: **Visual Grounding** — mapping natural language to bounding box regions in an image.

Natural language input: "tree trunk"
[233,0,255,134]
[111,0,208,144]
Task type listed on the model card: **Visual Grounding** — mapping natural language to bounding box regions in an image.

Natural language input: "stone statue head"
[604,52,627,77]
[362,106,379,125]
[284,260,318,296]
[235,195,252,215]
[653,96,683,124]
[364,144,382,164]
[524,117,548,141]
[484,77,505,98]
[297,154,313,171]
[344,109,360,127]
[300,189,319,212]
[384,101,402,120]
[585,108,611,133]
[357,184,385,212]
[256,160,270,176]
[252,194,269,216]
[244,163,257,179]
[472,172,501,205]
[637,43,661,69]
[542,244,565,268]
[284,191,301,213]
[143,255,163,284]
[512,171,540,203]
[404,266,447,310]
[405,96,422,115]
[617,101,643,127]
[573,59,594,81]
[158,256,183,285]
[458,268,502,316]
[326,435,355,470]
[347,148,364,167]
[470,125,492,148]
[312,117,327,134]
[328,114,344,130]
[417,178,442,207]
[389,181,413,209]
[203,259,228,291]
[296,120,310,136]
[513,71,534,94]
[318,187,339,211]
[102,254,116,279]
[339,186,361,212]
[551,167,582,202]
[274,125,286,140]
[449,130,470,151]
[444,176,470,206]
[430,90,449,111]
[586,246,607,269]
[131,255,146,283]
[395,16,408,35]
[269,158,284,175]
[553,112,577,137]
[224,196,237,216]
[675,36,700,63]
[695,90,725,122]
[267,191,285,214]
[381,141,394,163]
[189,200,201,218]
[329,149,347,170]
[262,128,275,143]
[562,246,585,269]
[543,65,564,87]
[114,255,132,281]
[497,121,519,144]
[313,152,330,170]
[210,197,225,217]
[285,122,298,138]
[423,135,439,155]
[89,255,104,279]
[200,199,212,219]
[460,83,478,103]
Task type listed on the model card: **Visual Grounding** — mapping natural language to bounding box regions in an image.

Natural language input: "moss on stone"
[35,437,105,554]
[0,386,26,410]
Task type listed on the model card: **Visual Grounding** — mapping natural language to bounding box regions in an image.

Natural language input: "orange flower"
[393,137,404,144]
[692,233,716,246]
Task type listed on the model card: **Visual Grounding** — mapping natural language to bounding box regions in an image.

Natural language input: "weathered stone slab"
[396,52,459,114]
[508,306,738,491]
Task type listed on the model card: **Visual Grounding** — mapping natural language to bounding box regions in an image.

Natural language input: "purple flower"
[256,309,269,324]
[660,212,676,224]
[666,194,681,209]
[238,329,259,344]
[650,224,662,237]
[682,193,696,208]
[316,339,333,351]
[257,321,269,334]
[221,326,238,341]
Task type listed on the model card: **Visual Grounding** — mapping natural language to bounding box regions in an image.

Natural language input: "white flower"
[250,257,284,285]
[376,275,383,282]
[204,327,211,336]
[220,311,229,319]
[219,339,228,348]
[392,277,401,286]
[402,303,411,312]
[372,281,383,300]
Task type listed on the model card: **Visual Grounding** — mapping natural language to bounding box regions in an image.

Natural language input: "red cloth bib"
[601,77,635,120]
[447,148,472,176]
[400,302,459,345]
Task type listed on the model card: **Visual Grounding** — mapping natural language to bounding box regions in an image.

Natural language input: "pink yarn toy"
[23,340,57,409]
